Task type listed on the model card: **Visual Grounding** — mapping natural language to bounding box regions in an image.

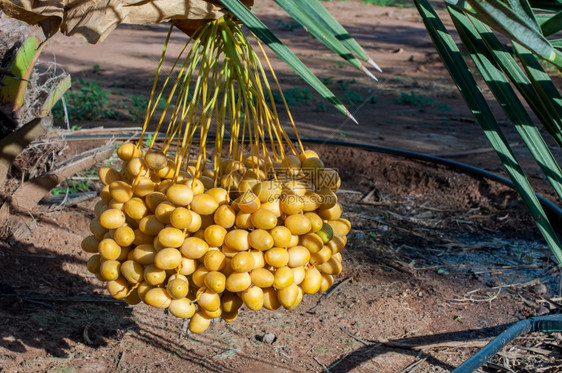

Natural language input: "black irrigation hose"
[452,314,562,372]
[65,134,562,220]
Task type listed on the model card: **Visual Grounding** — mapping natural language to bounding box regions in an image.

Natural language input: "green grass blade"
[446,0,562,67]
[448,5,562,202]
[273,0,376,79]
[415,0,562,264]
[540,10,562,36]
[306,0,381,71]
[219,0,356,121]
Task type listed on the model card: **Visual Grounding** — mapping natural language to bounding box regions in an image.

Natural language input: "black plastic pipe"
[453,314,562,372]
[64,134,562,220]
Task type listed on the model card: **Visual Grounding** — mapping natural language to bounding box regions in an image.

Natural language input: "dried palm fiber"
[0,0,254,43]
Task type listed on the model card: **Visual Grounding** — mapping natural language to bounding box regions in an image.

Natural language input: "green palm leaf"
[414,0,562,263]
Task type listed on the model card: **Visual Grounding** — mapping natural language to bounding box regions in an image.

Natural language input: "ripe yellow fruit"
[81,235,99,253]
[98,238,122,260]
[179,257,198,276]
[100,259,121,281]
[214,205,236,228]
[136,281,153,301]
[273,266,294,289]
[204,271,226,293]
[226,272,251,292]
[132,243,156,265]
[113,226,135,247]
[168,298,196,318]
[316,257,343,275]
[237,191,260,213]
[133,177,156,197]
[310,246,333,265]
[221,291,243,313]
[166,184,194,206]
[301,267,322,294]
[168,207,191,229]
[117,143,141,161]
[167,278,189,299]
[127,157,147,177]
[301,156,324,170]
[281,154,301,176]
[319,274,334,292]
[120,260,144,283]
[143,264,166,285]
[285,285,304,311]
[139,215,165,236]
[264,247,289,268]
[283,180,307,197]
[299,233,323,254]
[99,209,126,230]
[292,266,305,285]
[87,254,101,274]
[249,250,265,269]
[144,150,167,170]
[154,248,182,270]
[202,307,222,319]
[100,185,112,204]
[107,277,129,299]
[277,283,299,308]
[284,214,311,235]
[250,267,274,288]
[280,193,304,215]
[326,235,347,254]
[287,246,311,267]
[203,250,226,271]
[197,288,221,311]
[234,211,253,229]
[204,225,227,247]
[158,227,184,248]
[263,287,281,310]
[224,229,249,252]
[180,237,209,259]
[186,211,202,233]
[269,226,292,248]
[125,289,142,305]
[191,193,219,215]
[154,201,175,224]
[133,229,153,246]
[253,180,282,203]
[327,218,351,236]
[144,288,172,308]
[189,311,211,333]
[302,191,321,212]
[318,203,343,221]
[248,229,274,251]
[191,266,210,288]
[241,286,264,311]
[98,167,122,186]
[231,252,255,273]
[109,181,133,203]
[251,208,277,230]
[145,192,168,212]
[206,187,229,205]
[317,188,337,210]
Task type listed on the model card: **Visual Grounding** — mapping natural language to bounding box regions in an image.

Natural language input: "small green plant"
[128,94,149,122]
[360,0,414,7]
[92,64,100,73]
[272,88,311,106]
[316,101,330,112]
[436,103,452,113]
[51,179,93,196]
[333,61,347,68]
[397,91,434,107]
[344,90,365,105]
[52,79,121,121]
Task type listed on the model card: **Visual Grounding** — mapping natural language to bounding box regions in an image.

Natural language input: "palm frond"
[414,0,562,263]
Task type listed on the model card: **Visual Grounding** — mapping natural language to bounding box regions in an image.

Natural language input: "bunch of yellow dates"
[82,143,350,333]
